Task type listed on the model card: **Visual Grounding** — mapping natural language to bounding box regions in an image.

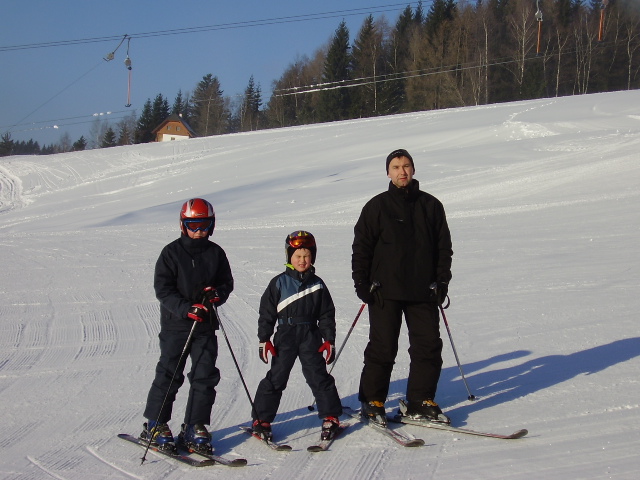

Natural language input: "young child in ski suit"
[251,230,342,441]
[140,198,234,455]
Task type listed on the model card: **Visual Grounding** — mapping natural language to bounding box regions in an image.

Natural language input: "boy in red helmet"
[139,198,234,455]
[250,231,342,443]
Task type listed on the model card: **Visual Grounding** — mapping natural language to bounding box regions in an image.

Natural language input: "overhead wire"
[1,3,422,135]
[10,61,105,130]
[3,2,613,135]
[0,3,419,52]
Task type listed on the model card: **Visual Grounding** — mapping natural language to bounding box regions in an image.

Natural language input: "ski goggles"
[183,218,214,232]
[287,232,315,249]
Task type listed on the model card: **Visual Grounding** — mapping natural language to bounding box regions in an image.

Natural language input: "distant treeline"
[2,0,638,156]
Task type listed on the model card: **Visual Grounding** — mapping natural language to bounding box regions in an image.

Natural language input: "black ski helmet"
[285,230,317,264]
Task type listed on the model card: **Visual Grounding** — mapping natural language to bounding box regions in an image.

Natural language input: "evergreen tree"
[151,94,170,130]
[425,0,457,40]
[0,132,14,157]
[172,90,186,116]
[189,74,230,136]
[30,139,41,154]
[101,127,117,148]
[41,144,55,155]
[237,75,263,132]
[351,15,385,117]
[72,136,87,151]
[384,5,416,113]
[318,20,352,122]
[16,139,41,155]
[135,99,155,143]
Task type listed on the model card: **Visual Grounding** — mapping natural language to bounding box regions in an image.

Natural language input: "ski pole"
[308,282,379,411]
[141,320,198,465]
[211,304,257,414]
[439,302,476,401]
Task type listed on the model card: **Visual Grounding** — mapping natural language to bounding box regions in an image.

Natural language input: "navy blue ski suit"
[252,266,342,422]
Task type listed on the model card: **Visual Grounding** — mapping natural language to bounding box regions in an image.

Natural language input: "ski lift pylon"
[598,0,608,42]
[125,37,132,107]
[535,0,543,56]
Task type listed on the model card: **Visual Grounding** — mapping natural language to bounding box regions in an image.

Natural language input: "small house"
[152,114,196,142]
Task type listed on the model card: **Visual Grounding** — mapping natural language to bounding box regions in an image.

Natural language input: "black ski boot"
[361,400,387,427]
[400,399,450,424]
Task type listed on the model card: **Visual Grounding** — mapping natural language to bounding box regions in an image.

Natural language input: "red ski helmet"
[180,198,215,236]
[285,230,316,264]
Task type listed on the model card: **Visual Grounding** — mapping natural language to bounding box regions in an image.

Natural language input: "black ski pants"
[144,328,220,425]
[253,324,342,423]
[358,299,443,404]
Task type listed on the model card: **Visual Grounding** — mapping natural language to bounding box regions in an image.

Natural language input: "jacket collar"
[388,179,419,200]
[285,264,315,283]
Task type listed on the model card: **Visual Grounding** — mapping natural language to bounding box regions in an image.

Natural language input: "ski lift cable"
[0,110,132,130]
[0,3,414,52]
[11,61,105,130]
[103,34,128,62]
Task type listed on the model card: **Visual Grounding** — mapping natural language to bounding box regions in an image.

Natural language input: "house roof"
[152,114,197,137]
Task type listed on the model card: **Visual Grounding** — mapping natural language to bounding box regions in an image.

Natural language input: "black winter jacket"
[257,266,336,344]
[154,235,234,331]
[352,179,452,302]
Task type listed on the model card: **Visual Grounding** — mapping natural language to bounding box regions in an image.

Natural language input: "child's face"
[290,248,312,272]
[186,227,209,239]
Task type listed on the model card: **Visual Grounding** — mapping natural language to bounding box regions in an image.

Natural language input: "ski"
[118,433,215,467]
[177,444,248,467]
[343,407,425,447]
[239,426,292,451]
[307,423,351,452]
[388,415,528,440]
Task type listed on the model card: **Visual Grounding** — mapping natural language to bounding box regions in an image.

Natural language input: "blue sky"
[1,1,420,146]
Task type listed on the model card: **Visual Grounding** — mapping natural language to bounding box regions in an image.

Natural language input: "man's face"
[387,156,414,188]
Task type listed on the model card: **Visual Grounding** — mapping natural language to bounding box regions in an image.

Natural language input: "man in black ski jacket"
[352,149,453,425]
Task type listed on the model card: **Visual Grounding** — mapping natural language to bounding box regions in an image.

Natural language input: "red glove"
[202,286,221,305]
[259,341,277,364]
[318,341,335,365]
[187,303,209,322]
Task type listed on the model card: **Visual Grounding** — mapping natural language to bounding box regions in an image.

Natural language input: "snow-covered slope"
[1,90,639,479]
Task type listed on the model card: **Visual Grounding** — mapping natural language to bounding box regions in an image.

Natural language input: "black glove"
[202,286,222,306]
[437,282,449,305]
[355,281,375,304]
[187,303,209,322]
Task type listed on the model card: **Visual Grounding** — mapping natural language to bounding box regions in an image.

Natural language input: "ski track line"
[85,446,144,480]
[26,456,69,480]
[351,449,389,480]
[295,443,358,480]
[74,309,118,361]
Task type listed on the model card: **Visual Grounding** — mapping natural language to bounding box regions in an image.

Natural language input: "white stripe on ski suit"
[277,283,323,313]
